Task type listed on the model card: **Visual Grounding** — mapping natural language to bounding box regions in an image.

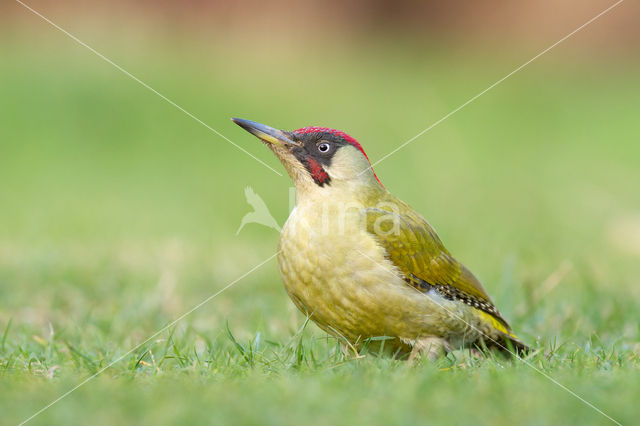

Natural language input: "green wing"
[363,201,511,331]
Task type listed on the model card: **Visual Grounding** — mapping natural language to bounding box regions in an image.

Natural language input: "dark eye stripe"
[292,127,384,188]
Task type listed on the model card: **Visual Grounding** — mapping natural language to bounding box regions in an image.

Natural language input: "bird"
[232,118,530,360]
[236,186,281,235]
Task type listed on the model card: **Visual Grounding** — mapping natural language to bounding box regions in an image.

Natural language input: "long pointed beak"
[231,118,298,147]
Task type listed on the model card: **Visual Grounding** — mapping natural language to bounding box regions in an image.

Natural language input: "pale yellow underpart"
[278,192,498,356]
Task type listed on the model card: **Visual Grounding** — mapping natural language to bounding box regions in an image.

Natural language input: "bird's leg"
[407,337,450,362]
[469,347,484,359]
[339,341,365,359]
[339,342,351,359]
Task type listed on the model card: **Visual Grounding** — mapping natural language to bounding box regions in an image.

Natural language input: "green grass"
[1,29,639,425]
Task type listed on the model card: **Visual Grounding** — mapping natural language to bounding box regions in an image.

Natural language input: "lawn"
[1,26,639,425]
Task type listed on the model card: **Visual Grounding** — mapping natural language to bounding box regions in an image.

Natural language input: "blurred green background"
[1,1,639,425]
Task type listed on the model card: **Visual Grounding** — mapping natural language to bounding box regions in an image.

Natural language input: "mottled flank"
[405,274,505,323]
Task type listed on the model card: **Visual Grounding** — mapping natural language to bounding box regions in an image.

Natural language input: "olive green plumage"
[363,192,529,354]
[232,118,530,359]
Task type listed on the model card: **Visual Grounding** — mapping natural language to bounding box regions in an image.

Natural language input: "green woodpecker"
[232,118,529,359]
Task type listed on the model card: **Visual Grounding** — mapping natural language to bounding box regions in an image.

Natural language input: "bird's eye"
[317,142,331,153]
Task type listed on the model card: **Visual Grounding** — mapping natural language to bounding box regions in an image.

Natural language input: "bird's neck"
[293,178,387,215]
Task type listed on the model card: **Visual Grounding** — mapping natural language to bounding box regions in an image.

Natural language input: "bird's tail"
[484,333,532,357]
[475,310,532,357]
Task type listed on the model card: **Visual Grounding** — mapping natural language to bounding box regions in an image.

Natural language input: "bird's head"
[232,118,384,199]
